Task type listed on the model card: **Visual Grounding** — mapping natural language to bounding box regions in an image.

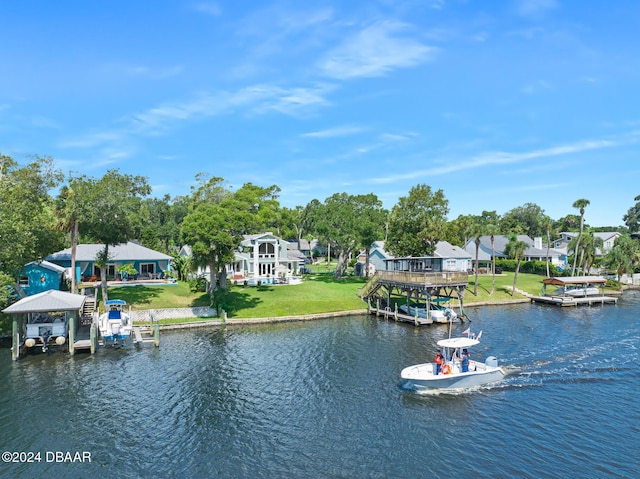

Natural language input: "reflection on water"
[1,291,639,478]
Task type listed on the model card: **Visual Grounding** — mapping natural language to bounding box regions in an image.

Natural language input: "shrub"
[495,259,559,276]
[189,276,208,293]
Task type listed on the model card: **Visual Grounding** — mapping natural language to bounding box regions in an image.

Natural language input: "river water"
[1,291,639,478]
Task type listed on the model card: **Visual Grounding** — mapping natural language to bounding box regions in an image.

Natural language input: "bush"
[495,259,560,276]
[189,276,208,293]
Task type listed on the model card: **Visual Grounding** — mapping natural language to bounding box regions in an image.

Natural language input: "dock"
[360,270,469,326]
[531,295,618,307]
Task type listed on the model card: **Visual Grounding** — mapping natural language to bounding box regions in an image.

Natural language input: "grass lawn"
[105,282,210,309]
[222,273,368,317]
[102,271,621,320]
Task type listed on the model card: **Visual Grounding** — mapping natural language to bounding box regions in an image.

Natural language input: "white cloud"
[515,0,557,17]
[130,83,334,133]
[192,2,222,17]
[319,21,435,79]
[301,125,366,138]
[368,137,621,184]
[98,64,183,80]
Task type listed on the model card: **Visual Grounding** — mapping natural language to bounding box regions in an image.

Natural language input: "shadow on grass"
[224,289,263,317]
[304,272,368,285]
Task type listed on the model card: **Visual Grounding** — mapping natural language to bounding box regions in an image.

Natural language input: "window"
[19,276,29,286]
[94,264,115,277]
[140,263,155,275]
[258,243,275,258]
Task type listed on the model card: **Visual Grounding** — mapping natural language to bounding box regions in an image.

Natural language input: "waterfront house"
[463,235,567,271]
[553,231,621,257]
[46,242,173,281]
[287,238,323,261]
[355,240,472,276]
[181,233,306,285]
[18,260,67,296]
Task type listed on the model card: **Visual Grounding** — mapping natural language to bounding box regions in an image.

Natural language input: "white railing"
[129,306,216,322]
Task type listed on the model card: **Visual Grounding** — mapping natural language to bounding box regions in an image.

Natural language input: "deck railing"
[376,270,468,286]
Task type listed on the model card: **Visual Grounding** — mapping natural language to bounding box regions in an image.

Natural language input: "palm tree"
[582,234,603,275]
[55,177,92,293]
[541,217,553,277]
[469,223,485,296]
[504,233,529,296]
[571,198,590,276]
[485,223,500,295]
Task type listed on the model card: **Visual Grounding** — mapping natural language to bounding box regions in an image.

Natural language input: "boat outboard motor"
[485,356,499,368]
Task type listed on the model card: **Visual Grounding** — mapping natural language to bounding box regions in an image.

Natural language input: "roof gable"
[2,290,86,314]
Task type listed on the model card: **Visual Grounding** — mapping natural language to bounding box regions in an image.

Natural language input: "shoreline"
[157,298,534,331]
[2,288,633,339]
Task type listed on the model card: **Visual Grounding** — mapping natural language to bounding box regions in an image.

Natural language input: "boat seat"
[108,310,121,320]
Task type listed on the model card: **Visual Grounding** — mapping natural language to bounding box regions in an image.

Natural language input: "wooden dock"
[531,295,618,307]
[72,324,92,351]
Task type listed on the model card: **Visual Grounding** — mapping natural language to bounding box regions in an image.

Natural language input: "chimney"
[534,237,542,249]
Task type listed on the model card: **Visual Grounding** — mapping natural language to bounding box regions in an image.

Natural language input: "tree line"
[1,154,640,309]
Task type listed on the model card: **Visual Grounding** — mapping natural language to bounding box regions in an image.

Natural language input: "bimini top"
[105,299,127,306]
[437,337,480,349]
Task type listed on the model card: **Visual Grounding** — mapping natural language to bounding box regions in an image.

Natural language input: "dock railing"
[375,270,468,286]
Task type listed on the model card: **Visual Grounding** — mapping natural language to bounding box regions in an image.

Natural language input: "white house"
[181,233,306,285]
[553,231,621,257]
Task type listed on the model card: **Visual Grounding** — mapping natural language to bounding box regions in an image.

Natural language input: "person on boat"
[461,349,470,373]
[434,351,444,374]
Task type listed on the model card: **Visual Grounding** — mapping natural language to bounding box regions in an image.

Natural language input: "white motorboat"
[555,286,600,297]
[400,332,505,390]
[398,303,458,323]
[99,299,132,346]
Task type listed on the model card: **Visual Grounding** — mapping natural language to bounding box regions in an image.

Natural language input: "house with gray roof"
[355,240,472,276]
[553,231,621,257]
[181,233,306,285]
[47,242,173,281]
[464,235,566,270]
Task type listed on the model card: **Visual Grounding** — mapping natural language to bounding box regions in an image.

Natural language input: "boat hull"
[401,362,505,390]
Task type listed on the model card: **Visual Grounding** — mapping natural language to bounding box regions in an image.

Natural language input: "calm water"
[1,292,639,478]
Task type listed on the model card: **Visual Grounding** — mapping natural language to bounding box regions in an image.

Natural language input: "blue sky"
[1,0,639,227]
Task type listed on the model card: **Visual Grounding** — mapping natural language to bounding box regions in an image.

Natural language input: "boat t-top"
[99,299,132,346]
[400,329,505,390]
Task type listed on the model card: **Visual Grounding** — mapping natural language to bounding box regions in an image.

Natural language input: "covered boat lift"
[532,276,617,307]
[541,276,607,295]
[2,290,88,360]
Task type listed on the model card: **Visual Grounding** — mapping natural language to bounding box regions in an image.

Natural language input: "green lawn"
[103,282,210,309]
[221,273,368,317]
[102,271,620,320]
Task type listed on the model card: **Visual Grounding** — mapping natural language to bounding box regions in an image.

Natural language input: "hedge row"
[494,259,561,276]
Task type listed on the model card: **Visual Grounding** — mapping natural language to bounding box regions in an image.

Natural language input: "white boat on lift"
[398,302,458,323]
[555,285,600,297]
[99,299,132,346]
[401,330,505,390]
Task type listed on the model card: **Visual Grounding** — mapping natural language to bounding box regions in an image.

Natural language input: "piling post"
[376,299,380,317]
[90,323,96,354]
[367,298,371,314]
[154,322,160,348]
[394,303,398,321]
[68,313,75,356]
[11,315,20,361]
